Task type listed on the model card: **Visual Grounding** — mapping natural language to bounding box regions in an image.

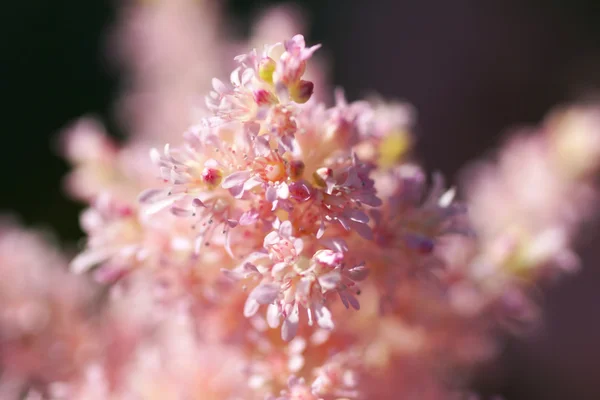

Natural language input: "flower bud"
[267,105,297,137]
[287,160,305,180]
[253,89,278,106]
[313,167,332,188]
[258,57,277,84]
[290,80,314,104]
[201,167,223,188]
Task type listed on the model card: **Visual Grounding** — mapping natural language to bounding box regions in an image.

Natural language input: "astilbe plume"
[4,2,600,399]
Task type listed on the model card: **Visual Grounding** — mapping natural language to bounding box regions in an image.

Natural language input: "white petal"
[141,195,178,216]
[277,183,290,199]
[243,298,260,317]
[263,231,280,247]
[315,305,334,330]
[243,177,262,191]
[149,148,161,164]
[266,303,281,328]
[279,220,293,238]
[438,187,456,208]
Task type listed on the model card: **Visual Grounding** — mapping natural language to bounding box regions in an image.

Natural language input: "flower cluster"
[136,35,380,343]
[3,2,600,399]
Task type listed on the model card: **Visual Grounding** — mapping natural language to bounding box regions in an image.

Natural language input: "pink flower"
[236,241,367,341]
[276,35,321,87]
[263,220,304,264]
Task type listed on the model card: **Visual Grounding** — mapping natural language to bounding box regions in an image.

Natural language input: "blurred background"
[1,0,600,398]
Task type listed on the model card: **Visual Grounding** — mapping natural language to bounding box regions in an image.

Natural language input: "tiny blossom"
[312,154,381,239]
[324,89,371,147]
[71,194,143,278]
[231,235,367,341]
[276,35,321,91]
[207,34,319,126]
[264,220,304,264]
[373,166,469,255]
[311,353,361,399]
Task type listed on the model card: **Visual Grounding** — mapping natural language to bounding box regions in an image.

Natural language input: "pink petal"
[149,148,162,164]
[318,271,341,290]
[192,198,207,208]
[171,207,194,217]
[242,262,260,275]
[293,238,304,255]
[221,268,243,281]
[320,238,348,252]
[289,181,312,201]
[315,250,343,267]
[314,304,334,330]
[222,170,252,189]
[316,219,326,239]
[239,210,258,226]
[254,137,271,157]
[347,209,369,223]
[281,304,299,341]
[239,210,259,226]
[288,354,304,373]
[341,292,360,310]
[70,249,111,274]
[351,221,374,240]
[348,264,369,281]
[212,78,228,94]
[230,68,241,87]
[250,283,280,304]
[265,185,277,202]
[138,188,166,204]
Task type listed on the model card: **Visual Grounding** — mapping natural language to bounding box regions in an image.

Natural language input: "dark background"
[2,0,600,398]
